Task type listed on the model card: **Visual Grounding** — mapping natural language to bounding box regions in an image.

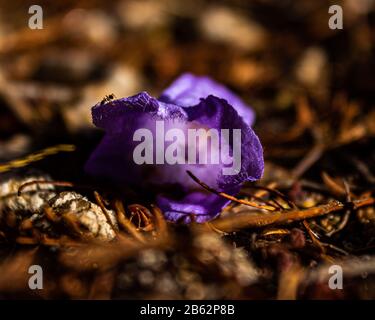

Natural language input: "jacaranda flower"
[85,73,264,223]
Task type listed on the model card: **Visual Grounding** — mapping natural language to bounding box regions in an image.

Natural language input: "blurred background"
[0,0,374,164]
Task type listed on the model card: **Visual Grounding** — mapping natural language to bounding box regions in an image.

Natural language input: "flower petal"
[85,92,188,185]
[159,73,255,125]
[182,95,264,189]
[157,192,234,223]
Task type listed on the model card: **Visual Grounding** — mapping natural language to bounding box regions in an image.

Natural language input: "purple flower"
[85,74,264,223]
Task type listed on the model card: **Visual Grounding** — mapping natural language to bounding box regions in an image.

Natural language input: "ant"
[100,93,116,105]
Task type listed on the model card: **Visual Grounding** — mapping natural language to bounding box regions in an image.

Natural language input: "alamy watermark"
[28,5,43,29]
[132,121,242,176]
[329,5,343,30]
[27,4,343,32]
[328,264,343,290]
[28,264,43,290]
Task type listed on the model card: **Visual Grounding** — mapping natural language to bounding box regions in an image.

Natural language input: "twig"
[261,228,290,237]
[211,198,374,232]
[128,204,153,230]
[243,185,297,209]
[113,200,146,243]
[186,170,276,211]
[349,156,375,184]
[291,143,324,180]
[94,191,116,231]
[321,172,356,198]
[43,205,60,223]
[150,205,168,239]
[0,144,76,174]
[239,190,281,209]
[303,220,326,254]
[18,180,74,196]
[61,212,84,237]
[326,180,353,237]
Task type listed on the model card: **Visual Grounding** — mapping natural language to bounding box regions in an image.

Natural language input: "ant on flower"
[100,93,116,105]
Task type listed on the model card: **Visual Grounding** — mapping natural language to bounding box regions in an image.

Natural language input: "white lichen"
[48,191,117,241]
[0,176,117,241]
[0,175,56,213]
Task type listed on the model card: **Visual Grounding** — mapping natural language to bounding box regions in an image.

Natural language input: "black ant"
[100,93,116,105]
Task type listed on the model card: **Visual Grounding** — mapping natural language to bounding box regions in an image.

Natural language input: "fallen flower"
[85,73,264,223]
